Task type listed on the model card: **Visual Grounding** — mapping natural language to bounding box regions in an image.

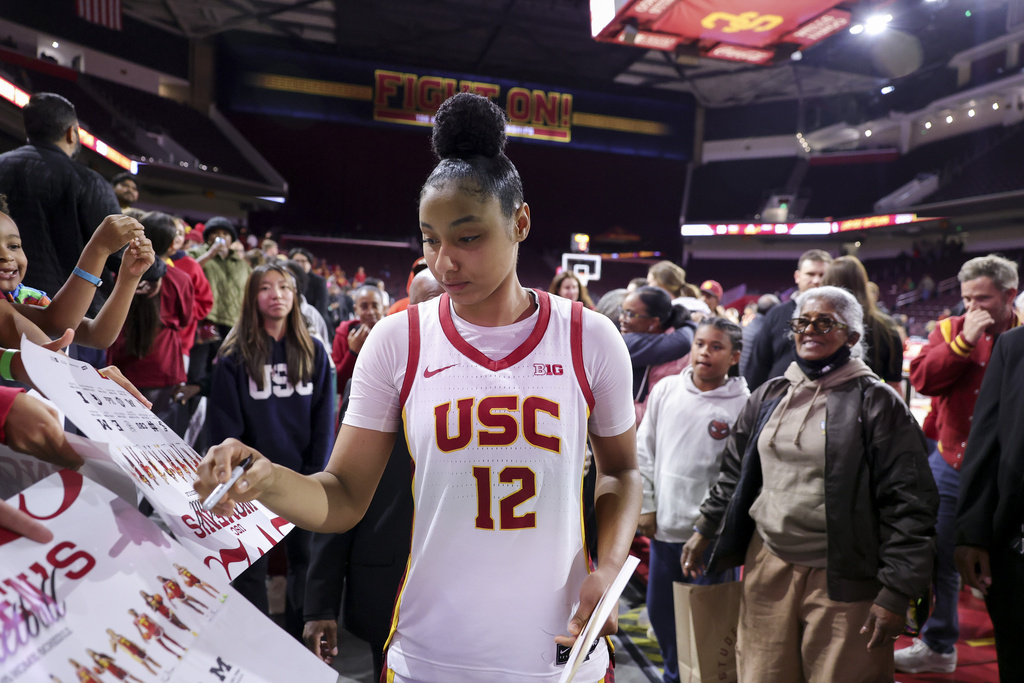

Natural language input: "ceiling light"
[925,121,932,129]
[993,102,1000,110]
[864,129,872,137]
[968,109,976,117]
[946,115,954,123]
[52,41,59,48]
[849,24,865,35]
[864,14,892,35]
[881,86,895,94]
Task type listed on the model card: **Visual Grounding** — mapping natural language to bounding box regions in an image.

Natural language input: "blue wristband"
[72,267,102,287]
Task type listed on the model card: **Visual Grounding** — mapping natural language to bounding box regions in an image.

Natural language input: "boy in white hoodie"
[637,317,750,683]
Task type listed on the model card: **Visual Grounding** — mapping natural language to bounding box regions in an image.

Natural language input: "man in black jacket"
[0,92,120,318]
[743,249,832,390]
[955,326,1024,681]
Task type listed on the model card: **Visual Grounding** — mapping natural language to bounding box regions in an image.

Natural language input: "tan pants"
[737,535,894,683]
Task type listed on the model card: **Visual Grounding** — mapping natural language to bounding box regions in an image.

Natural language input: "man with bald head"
[408,268,444,305]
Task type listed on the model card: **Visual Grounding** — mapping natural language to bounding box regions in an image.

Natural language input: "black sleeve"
[955,333,1008,549]
[865,383,938,610]
[303,531,352,621]
[743,313,778,391]
[78,169,120,243]
[306,275,330,327]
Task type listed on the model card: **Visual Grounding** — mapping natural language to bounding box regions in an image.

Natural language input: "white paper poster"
[20,339,292,582]
[0,472,336,683]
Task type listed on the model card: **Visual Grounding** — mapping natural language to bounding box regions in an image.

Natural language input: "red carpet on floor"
[896,588,999,683]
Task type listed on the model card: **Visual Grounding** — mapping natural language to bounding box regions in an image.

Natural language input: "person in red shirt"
[164,215,213,363]
[331,285,385,399]
[901,254,1019,674]
[106,217,195,437]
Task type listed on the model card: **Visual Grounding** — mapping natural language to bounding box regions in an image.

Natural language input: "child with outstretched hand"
[0,197,154,348]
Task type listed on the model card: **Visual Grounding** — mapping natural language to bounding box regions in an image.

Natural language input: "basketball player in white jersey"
[195,92,641,682]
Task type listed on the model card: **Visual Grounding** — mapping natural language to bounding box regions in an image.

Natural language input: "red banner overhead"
[592,0,851,65]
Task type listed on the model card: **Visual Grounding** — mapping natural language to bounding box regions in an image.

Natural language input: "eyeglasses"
[620,309,654,321]
[788,317,848,334]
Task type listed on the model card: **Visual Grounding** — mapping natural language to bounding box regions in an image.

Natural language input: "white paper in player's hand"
[18,336,294,581]
[558,555,641,683]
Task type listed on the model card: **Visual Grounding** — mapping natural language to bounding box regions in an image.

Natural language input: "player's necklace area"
[512,288,537,324]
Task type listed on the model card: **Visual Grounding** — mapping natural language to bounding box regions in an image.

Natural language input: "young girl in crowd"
[208,263,333,639]
[0,194,153,349]
[635,317,749,683]
[196,92,640,682]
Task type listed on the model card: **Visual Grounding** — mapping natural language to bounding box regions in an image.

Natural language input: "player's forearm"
[257,468,363,533]
[593,466,643,570]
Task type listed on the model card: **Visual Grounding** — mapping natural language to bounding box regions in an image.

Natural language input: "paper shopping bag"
[674,581,741,683]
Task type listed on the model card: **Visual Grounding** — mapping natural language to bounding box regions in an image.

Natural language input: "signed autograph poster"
[20,339,291,582]
[0,472,336,683]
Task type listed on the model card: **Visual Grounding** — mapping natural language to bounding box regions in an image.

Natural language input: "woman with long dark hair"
[209,262,333,639]
[549,270,595,309]
[822,255,904,389]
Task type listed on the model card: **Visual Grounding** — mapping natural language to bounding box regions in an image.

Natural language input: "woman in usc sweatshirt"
[209,262,333,639]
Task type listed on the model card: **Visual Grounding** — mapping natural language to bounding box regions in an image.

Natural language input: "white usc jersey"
[386,291,608,683]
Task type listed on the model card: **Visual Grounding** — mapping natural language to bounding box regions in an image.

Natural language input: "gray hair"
[958,254,1019,291]
[793,285,865,359]
[595,288,627,326]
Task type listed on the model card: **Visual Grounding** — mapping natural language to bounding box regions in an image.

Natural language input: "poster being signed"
[20,339,291,582]
[0,472,336,683]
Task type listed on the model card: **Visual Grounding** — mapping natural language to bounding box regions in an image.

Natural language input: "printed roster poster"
[0,472,336,683]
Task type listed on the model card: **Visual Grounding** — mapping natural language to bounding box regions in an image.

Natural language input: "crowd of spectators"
[3,89,1024,683]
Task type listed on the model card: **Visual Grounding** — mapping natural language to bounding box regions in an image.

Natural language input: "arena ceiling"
[122,0,1019,109]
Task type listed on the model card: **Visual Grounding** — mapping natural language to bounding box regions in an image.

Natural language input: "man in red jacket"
[901,254,1019,674]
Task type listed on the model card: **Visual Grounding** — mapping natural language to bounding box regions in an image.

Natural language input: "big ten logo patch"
[248,363,313,399]
[708,420,730,440]
[533,363,563,376]
[434,396,561,453]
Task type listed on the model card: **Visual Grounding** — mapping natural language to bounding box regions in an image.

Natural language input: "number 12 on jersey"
[472,466,538,530]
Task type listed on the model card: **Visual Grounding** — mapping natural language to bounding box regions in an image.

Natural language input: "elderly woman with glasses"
[681,285,938,683]
[619,285,695,423]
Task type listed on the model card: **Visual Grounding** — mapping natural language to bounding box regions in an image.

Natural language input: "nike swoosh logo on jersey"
[423,363,458,378]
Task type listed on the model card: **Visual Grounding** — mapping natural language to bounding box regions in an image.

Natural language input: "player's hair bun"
[432,92,507,160]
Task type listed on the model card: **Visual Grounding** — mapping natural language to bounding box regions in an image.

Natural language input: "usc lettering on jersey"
[386,291,607,682]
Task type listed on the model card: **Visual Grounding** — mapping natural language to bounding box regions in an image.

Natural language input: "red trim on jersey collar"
[438,289,551,372]
[400,304,421,406]
[570,300,595,411]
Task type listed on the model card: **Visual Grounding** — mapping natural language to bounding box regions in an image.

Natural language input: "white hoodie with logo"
[637,366,751,543]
